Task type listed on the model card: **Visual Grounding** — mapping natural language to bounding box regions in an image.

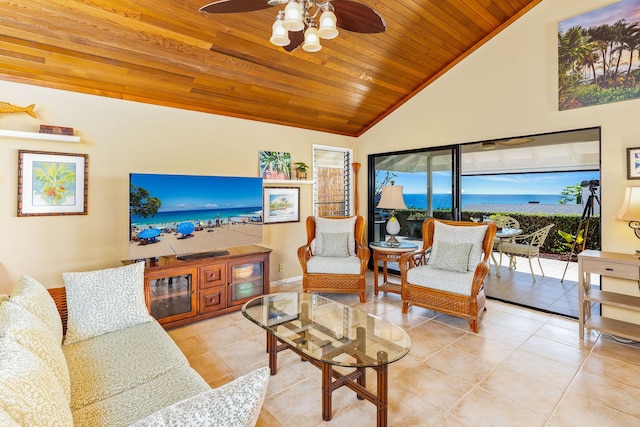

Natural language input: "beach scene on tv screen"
[129,174,263,260]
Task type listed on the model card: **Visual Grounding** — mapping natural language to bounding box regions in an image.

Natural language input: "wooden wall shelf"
[0,129,81,142]
[263,179,313,185]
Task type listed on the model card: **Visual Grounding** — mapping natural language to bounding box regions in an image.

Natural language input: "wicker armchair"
[297,215,370,303]
[399,219,497,333]
[498,223,554,282]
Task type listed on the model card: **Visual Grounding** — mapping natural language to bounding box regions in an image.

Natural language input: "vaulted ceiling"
[0,0,541,137]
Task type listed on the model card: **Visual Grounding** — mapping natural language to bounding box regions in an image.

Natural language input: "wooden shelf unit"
[143,245,271,329]
[578,250,640,340]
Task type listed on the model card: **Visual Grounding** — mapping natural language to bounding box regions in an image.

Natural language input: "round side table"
[370,241,419,296]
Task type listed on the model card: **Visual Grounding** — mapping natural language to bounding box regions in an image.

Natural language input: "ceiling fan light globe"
[318,10,338,39]
[270,19,290,46]
[303,27,322,52]
[283,1,304,32]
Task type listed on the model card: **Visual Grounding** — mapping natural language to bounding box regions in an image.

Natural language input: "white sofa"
[0,263,269,426]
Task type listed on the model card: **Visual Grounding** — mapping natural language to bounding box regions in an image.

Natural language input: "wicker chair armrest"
[469,259,490,296]
[297,244,312,274]
[355,241,370,271]
[398,250,428,278]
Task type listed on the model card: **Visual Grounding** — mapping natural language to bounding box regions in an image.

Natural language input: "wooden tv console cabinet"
[142,245,271,329]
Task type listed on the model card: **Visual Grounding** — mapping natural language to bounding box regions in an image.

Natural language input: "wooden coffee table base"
[266,332,390,427]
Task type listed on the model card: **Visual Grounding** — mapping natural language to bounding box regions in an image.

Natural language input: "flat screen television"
[129,173,263,260]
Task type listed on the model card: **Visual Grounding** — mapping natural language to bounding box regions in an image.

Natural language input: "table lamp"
[615,186,640,256]
[376,182,407,247]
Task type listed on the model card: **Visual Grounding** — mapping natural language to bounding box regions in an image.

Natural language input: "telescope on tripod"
[561,179,600,282]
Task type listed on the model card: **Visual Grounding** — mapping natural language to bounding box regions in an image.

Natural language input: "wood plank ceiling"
[0,0,541,137]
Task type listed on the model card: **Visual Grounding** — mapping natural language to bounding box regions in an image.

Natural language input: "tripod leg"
[561,195,593,282]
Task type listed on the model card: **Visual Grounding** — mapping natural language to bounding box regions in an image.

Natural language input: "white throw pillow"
[432,240,473,273]
[430,222,488,271]
[130,367,270,427]
[0,337,73,426]
[0,302,71,402]
[312,216,357,256]
[9,276,63,345]
[62,262,152,345]
[318,232,350,257]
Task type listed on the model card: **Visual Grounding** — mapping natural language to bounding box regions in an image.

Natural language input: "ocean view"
[131,206,262,227]
[404,193,565,210]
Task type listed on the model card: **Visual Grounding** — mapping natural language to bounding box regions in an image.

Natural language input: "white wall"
[357,0,639,254]
[0,82,354,293]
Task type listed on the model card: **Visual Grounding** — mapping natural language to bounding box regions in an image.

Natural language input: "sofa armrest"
[129,367,269,427]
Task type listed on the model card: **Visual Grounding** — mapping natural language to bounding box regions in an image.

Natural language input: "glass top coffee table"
[242,292,411,427]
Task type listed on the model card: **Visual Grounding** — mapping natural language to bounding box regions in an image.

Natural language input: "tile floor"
[485,255,601,319]
[169,273,640,427]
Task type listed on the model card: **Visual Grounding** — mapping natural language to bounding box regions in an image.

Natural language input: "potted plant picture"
[259,151,291,180]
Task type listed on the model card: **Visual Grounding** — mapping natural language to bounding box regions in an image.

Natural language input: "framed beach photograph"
[263,187,299,224]
[18,150,88,217]
[627,147,640,180]
[259,151,291,180]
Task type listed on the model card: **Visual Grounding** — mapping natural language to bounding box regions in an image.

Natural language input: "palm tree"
[33,161,76,205]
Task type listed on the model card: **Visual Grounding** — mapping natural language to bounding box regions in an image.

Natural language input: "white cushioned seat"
[129,367,270,427]
[406,265,474,296]
[71,364,209,426]
[63,320,189,411]
[306,256,362,275]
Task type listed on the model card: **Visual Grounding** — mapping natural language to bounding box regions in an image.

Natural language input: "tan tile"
[520,335,589,369]
[488,311,545,334]
[500,348,578,389]
[173,334,210,358]
[582,352,640,390]
[451,387,547,427]
[535,322,598,348]
[423,347,497,385]
[198,321,257,350]
[477,319,532,347]
[547,391,640,426]
[187,351,232,382]
[592,335,640,367]
[410,319,468,348]
[451,333,517,365]
[479,365,564,418]
[566,371,640,419]
[255,408,283,427]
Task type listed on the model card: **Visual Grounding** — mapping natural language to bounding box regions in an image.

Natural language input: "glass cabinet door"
[229,258,265,305]
[145,266,198,324]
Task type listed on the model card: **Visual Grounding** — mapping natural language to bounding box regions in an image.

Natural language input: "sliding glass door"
[368,147,459,244]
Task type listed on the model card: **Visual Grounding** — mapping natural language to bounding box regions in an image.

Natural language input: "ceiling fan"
[199,0,386,52]
[479,137,535,150]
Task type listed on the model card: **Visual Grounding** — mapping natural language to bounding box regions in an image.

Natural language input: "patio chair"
[399,218,497,333]
[490,216,520,269]
[297,215,370,303]
[498,224,555,282]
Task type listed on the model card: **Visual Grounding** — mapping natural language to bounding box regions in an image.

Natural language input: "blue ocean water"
[131,206,262,227]
[404,193,564,210]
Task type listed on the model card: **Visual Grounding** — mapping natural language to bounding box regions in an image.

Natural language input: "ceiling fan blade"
[499,137,535,146]
[331,0,386,34]
[283,30,304,52]
[200,0,271,14]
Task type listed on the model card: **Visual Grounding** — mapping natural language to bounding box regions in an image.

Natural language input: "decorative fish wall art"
[0,102,37,118]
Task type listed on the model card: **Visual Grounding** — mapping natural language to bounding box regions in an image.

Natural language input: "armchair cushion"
[432,240,473,273]
[312,216,357,256]
[430,222,488,271]
[406,265,474,296]
[306,256,362,275]
[318,232,350,257]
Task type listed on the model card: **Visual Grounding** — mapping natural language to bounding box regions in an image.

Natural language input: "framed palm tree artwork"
[18,150,88,216]
[259,151,291,180]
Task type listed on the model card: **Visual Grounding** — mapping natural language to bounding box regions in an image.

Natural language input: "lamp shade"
[270,15,290,46]
[377,184,407,210]
[318,10,338,39]
[303,26,321,52]
[283,1,304,31]
[616,187,640,220]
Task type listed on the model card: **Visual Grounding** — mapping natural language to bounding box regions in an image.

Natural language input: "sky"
[559,0,640,32]
[130,174,263,212]
[388,170,600,195]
